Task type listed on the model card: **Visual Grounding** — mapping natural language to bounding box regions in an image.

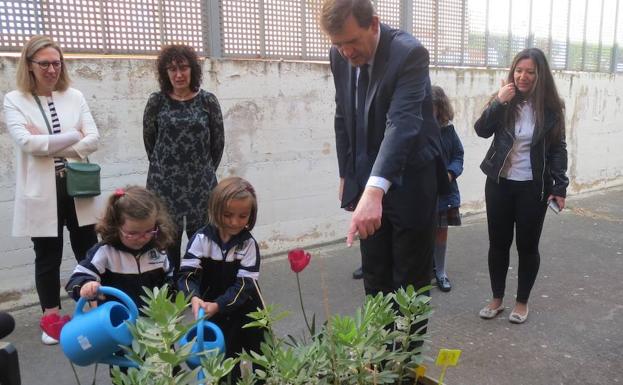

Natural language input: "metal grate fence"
[1,0,622,72]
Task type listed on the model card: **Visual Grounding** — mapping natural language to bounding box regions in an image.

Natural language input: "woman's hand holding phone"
[547,195,565,214]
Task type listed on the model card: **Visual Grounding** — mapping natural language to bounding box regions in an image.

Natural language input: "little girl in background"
[431,86,464,292]
[66,186,176,309]
[177,176,265,365]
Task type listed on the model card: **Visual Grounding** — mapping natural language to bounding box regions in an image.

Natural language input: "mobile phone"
[548,199,561,214]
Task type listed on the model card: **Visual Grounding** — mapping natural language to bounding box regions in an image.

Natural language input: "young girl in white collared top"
[177,177,265,369]
[66,186,176,309]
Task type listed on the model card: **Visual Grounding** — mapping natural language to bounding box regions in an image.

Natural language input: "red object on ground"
[39,313,71,341]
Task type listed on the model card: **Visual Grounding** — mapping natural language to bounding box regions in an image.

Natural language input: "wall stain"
[222,101,262,176]
[322,142,332,155]
[570,176,622,194]
[0,290,21,305]
[74,64,103,81]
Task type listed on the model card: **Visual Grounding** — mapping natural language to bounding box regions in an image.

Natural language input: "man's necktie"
[355,64,369,171]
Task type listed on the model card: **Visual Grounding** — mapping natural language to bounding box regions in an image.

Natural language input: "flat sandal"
[479,304,505,319]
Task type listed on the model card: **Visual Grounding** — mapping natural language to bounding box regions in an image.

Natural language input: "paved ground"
[1,186,621,385]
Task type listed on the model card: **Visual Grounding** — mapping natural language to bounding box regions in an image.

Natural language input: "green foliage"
[111,285,433,385]
[111,285,235,385]
[243,285,433,385]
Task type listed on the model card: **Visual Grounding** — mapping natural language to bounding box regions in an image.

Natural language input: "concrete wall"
[1,56,622,298]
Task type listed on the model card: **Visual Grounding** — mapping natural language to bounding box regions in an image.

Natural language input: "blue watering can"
[60,286,138,367]
[179,308,225,369]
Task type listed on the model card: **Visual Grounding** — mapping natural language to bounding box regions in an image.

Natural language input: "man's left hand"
[346,186,384,247]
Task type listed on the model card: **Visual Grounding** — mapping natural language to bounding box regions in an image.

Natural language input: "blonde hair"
[16,35,70,94]
[208,177,258,231]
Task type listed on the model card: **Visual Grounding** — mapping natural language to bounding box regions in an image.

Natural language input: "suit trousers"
[485,177,547,303]
[360,196,436,352]
[31,174,98,311]
[360,218,436,296]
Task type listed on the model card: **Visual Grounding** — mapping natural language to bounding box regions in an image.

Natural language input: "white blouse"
[501,102,535,181]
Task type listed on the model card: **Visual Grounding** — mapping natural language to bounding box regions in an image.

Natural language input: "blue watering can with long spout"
[60,286,138,367]
[179,308,225,369]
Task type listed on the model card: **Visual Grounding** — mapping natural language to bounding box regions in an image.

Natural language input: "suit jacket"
[330,24,446,229]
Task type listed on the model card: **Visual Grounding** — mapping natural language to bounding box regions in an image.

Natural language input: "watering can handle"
[74,286,139,321]
[196,308,205,385]
[196,307,205,352]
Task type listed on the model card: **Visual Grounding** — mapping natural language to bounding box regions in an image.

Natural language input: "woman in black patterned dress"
[143,44,224,274]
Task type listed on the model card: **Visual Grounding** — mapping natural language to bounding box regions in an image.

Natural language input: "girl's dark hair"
[97,186,176,250]
[431,85,454,126]
[495,47,565,142]
[156,44,202,94]
[208,177,258,231]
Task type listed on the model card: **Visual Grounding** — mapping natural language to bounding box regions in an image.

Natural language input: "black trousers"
[360,219,436,296]
[360,204,436,353]
[31,175,98,311]
[210,300,264,381]
[485,177,547,304]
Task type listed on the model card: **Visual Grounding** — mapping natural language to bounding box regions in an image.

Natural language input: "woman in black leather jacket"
[475,48,568,324]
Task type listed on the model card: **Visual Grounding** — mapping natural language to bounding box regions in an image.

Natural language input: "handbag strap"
[32,93,53,135]
[32,93,90,164]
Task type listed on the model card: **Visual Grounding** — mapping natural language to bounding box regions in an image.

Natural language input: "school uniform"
[66,242,172,309]
[177,224,264,358]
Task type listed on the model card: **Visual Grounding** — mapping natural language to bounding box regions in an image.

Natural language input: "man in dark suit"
[321,0,445,296]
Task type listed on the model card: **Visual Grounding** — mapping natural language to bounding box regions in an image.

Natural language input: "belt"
[55,169,66,178]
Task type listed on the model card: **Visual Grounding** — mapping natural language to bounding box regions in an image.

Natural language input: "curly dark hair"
[97,186,177,251]
[156,44,202,94]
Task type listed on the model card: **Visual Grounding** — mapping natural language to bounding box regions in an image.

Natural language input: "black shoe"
[352,266,363,280]
[436,276,452,292]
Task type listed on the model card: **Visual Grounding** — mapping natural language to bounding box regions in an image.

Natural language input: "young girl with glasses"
[66,186,177,309]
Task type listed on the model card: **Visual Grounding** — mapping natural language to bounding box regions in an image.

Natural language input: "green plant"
[110,285,236,385]
[241,285,433,385]
[110,285,434,385]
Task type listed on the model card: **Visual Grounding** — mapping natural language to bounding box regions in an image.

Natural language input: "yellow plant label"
[435,349,462,366]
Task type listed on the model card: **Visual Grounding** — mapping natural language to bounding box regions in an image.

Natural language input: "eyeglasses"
[30,60,63,70]
[166,64,191,73]
[119,226,159,240]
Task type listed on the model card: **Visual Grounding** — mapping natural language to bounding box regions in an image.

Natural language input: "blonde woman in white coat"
[3,35,100,345]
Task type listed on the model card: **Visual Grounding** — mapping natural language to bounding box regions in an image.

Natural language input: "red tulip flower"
[287,248,313,335]
[288,248,311,273]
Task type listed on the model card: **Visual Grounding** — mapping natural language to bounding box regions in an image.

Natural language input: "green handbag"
[33,93,101,197]
[65,160,101,197]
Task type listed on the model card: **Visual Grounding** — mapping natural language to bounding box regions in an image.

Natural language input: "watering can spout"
[100,354,139,368]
